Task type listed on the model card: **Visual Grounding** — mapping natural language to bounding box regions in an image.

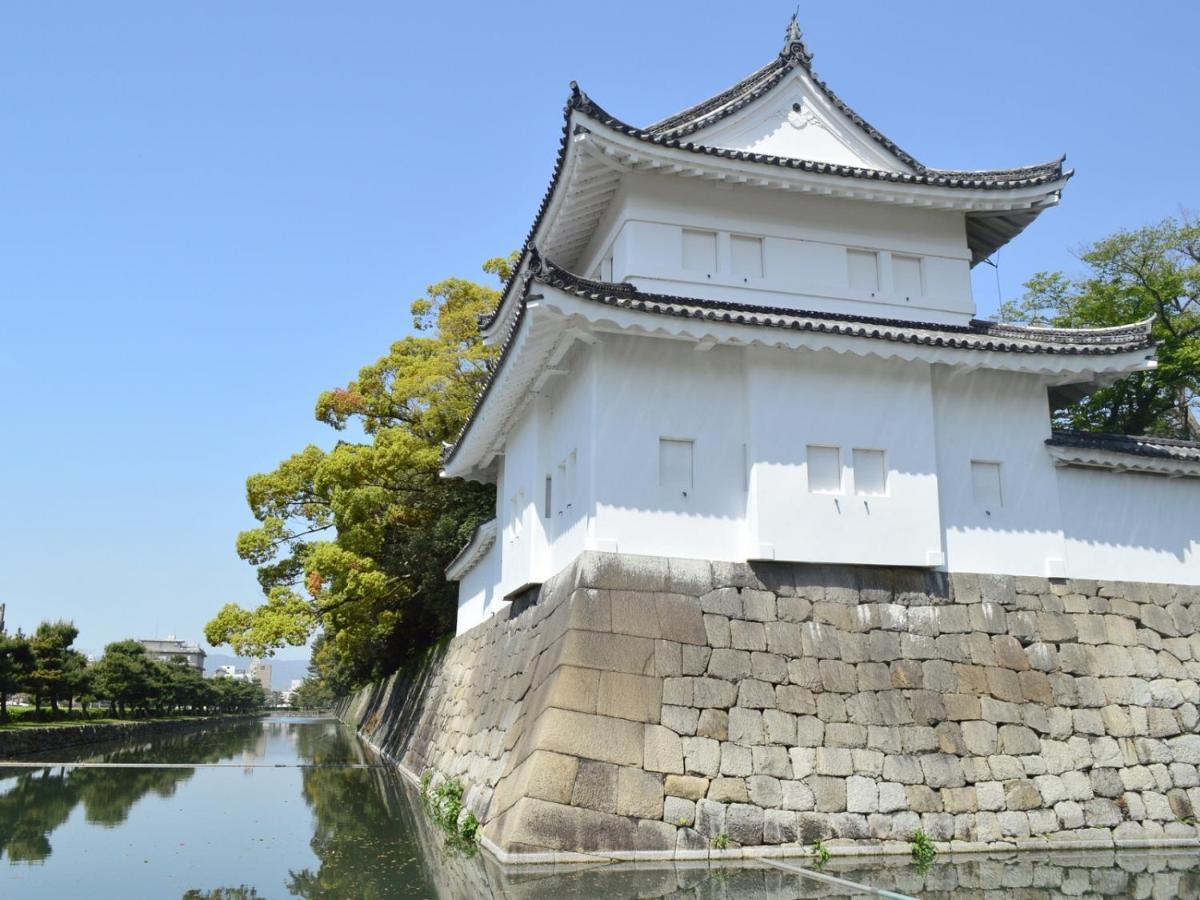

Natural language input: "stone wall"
[338,552,1200,860]
[0,714,263,758]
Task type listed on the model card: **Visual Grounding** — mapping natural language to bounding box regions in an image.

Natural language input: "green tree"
[0,630,34,721]
[62,650,91,715]
[291,676,333,710]
[28,621,80,713]
[92,640,153,718]
[999,215,1200,438]
[207,256,511,690]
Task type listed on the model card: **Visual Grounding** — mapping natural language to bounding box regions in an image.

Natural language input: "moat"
[2,715,1198,899]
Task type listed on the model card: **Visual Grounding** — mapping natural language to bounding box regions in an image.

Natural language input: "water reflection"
[2,717,1198,899]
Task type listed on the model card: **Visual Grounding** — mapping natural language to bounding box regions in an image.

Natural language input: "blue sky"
[2,2,1197,658]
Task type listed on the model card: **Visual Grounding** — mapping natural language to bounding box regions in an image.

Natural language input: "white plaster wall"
[746,350,943,566]
[581,174,975,325]
[932,366,1070,577]
[455,541,500,635]
[590,336,749,560]
[1058,466,1200,584]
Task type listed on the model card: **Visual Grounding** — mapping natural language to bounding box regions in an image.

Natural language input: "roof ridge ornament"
[781,14,813,65]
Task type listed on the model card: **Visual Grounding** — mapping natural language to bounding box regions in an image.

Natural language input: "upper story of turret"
[483,18,1071,334]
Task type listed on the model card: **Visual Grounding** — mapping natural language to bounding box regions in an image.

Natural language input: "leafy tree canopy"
[999,215,1200,438]
[207,256,513,691]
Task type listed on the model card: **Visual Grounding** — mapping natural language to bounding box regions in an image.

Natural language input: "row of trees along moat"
[0,619,265,722]
[201,216,1200,699]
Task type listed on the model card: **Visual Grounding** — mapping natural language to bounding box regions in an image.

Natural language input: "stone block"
[700,587,742,618]
[681,645,712,676]
[703,614,730,648]
[986,667,1023,703]
[777,595,812,622]
[662,704,699,736]
[763,709,797,745]
[782,779,816,810]
[726,803,765,845]
[776,684,816,715]
[987,754,1024,781]
[664,773,708,801]
[765,621,804,657]
[789,747,816,779]
[656,593,708,645]
[788,656,822,689]
[809,775,847,812]
[815,747,853,776]
[922,753,966,789]
[962,720,998,756]
[617,767,664,819]
[748,774,783,808]
[826,722,867,748]
[741,589,777,622]
[730,619,767,651]
[1054,800,1085,829]
[763,808,797,844]
[728,707,764,745]
[1004,779,1041,810]
[737,678,776,709]
[654,639,683,678]
[852,748,885,777]
[794,716,825,747]
[882,754,923,784]
[751,651,788,684]
[846,775,878,813]
[941,786,977,814]
[570,759,618,813]
[753,745,793,779]
[1019,670,1054,705]
[664,795,695,827]
[943,693,982,722]
[719,742,752,777]
[998,724,1041,756]
[531,708,644,767]
[644,724,684,773]
[694,798,726,838]
[708,648,751,681]
[906,784,942,812]
[597,671,661,723]
[691,676,737,709]
[976,781,1005,811]
[610,592,662,639]
[890,659,924,688]
[696,708,728,741]
[492,797,637,854]
[706,776,748,803]
[558,631,655,676]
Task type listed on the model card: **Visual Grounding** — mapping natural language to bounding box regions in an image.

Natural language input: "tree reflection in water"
[0,721,265,863]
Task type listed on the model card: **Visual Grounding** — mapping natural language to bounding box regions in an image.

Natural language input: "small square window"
[853,449,886,496]
[807,445,842,494]
[847,249,879,292]
[682,230,717,272]
[893,254,923,298]
[971,461,1003,508]
[659,438,694,493]
[731,235,764,278]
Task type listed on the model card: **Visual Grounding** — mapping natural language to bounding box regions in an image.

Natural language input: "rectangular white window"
[971,461,1003,508]
[893,254,923,298]
[807,445,842,494]
[659,438,694,493]
[731,235,764,278]
[847,249,879,292]
[682,229,717,272]
[852,449,887,496]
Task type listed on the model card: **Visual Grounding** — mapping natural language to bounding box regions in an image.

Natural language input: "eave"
[445,518,498,581]
[1046,432,1200,479]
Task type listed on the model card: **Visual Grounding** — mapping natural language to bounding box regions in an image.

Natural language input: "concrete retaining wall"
[338,552,1200,860]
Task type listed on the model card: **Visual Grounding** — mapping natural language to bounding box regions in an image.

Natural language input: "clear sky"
[2,2,1197,659]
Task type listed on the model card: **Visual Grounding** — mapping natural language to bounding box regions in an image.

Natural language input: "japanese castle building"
[444,21,1200,634]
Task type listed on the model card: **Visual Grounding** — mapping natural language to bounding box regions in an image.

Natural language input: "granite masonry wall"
[338,552,1200,861]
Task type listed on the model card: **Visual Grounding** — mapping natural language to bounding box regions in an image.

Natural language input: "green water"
[2,716,1198,898]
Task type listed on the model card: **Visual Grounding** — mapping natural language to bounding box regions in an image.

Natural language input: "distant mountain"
[204,654,310,691]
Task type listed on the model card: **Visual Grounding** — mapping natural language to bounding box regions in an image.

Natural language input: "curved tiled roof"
[445,254,1154,469]
[480,20,1070,334]
[571,85,1066,191]
[530,256,1152,355]
[1047,431,1200,463]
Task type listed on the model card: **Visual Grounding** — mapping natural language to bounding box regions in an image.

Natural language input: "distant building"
[138,636,205,673]
[248,660,272,692]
